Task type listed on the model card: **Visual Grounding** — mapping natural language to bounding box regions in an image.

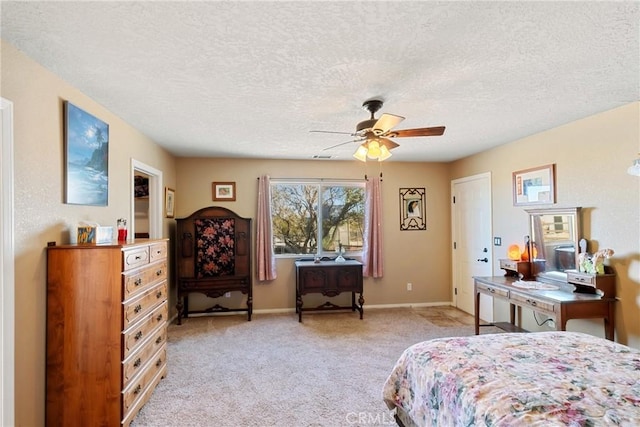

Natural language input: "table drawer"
[567,271,596,287]
[475,282,509,298]
[510,291,556,313]
[124,247,150,271]
[123,303,167,359]
[122,347,167,416]
[123,282,167,329]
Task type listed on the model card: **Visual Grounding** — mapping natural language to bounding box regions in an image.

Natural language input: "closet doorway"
[130,159,163,239]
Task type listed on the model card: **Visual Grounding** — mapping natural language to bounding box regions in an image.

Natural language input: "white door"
[452,173,493,320]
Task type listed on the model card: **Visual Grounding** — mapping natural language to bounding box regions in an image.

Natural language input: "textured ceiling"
[1,1,638,162]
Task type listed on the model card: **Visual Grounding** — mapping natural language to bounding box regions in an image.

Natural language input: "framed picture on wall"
[212,182,236,201]
[399,187,426,230]
[165,187,175,218]
[513,164,556,206]
[64,101,109,205]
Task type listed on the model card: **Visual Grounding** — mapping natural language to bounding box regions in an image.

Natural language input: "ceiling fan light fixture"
[628,158,640,176]
[367,140,381,159]
[378,145,392,161]
[353,144,368,162]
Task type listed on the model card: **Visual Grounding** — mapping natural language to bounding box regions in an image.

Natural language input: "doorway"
[451,172,493,320]
[130,159,163,239]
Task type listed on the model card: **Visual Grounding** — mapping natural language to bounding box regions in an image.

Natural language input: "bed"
[383,331,640,426]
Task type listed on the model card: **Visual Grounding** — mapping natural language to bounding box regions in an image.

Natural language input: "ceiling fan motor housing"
[357,99,384,132]
[356,118,378,132]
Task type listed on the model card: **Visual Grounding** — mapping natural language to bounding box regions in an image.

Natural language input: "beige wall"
[174,158,453,311]
[2,40,177,426]
[451,102,640,346]
[3,35,639,426]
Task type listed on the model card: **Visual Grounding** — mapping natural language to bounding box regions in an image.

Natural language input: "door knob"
[477,257,489,263]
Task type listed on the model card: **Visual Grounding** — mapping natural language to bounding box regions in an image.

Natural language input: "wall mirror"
[526,207,582,281]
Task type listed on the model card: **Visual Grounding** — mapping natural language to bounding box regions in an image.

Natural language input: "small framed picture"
[399,188,426,230]
[212,182,236,201]
[512,164,556,206]
[165,187,175,218]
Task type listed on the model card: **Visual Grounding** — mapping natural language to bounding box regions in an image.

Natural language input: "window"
[271,180,365,256]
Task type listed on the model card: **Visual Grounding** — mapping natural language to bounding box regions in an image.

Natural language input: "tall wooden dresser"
[46,239,169,426]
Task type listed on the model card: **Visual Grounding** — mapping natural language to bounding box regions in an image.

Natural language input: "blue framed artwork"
[64,101,109,205]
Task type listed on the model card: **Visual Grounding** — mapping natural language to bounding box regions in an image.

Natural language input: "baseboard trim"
[173,302,457,320]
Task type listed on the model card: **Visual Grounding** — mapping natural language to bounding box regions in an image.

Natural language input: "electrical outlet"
[407,282,412,291]
[225,292,231,298]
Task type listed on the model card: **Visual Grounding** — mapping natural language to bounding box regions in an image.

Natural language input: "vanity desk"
[477,206,617,341]
[474,274,616,340]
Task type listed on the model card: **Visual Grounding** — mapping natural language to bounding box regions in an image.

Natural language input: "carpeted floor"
[131,306,496,427]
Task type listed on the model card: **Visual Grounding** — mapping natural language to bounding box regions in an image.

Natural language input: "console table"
[294,260,364,322]
[474,276,616,340]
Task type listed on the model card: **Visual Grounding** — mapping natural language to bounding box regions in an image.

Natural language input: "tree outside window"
[271,181,365,255]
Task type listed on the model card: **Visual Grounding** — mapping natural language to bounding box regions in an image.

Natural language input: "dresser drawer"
[123,261,167,300]
[122,360,166,427]
[123,282,167,329]
[510,291,556,314]
[123,303,167,359]
[476,282,509,298]
[149,242,167,262]
[124,246,150,271]
[123,327,167,386]
[122,347,167,417]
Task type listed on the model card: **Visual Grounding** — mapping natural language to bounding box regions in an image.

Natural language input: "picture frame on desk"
[512,164,556,206]
[212,182,236,201]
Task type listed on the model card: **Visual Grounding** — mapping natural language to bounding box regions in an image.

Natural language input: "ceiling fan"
[311,99,445,161]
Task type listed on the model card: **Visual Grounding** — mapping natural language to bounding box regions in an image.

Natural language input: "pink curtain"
[362,175,384,278]
[257,175,277,281]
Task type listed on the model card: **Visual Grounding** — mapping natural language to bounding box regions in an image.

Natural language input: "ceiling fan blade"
[322,138,364,151]
[371,113,405,136]
[377,137,399,150]
[386,126,446,138]
[309,130,354,135]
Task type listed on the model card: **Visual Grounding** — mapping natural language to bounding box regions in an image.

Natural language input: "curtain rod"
[257,177,366,182]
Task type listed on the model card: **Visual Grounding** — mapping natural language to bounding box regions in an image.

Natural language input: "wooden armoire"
[175,206,252,323]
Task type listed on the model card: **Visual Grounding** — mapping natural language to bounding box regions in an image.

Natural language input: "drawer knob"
[156,314,163,321]
[526,299,538,307]
[156,269,163,276]
[135,278,142,286]
[135,255,142,260]
[134,331,143,341]
[133,384,142,395]
[133,358,141,368]
[156,358,163,367]
[156,291,163,299]
[134,304,142,313]
[155,336,163,344]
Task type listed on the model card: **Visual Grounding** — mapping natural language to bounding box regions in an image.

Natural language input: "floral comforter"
[383,331,640,426]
